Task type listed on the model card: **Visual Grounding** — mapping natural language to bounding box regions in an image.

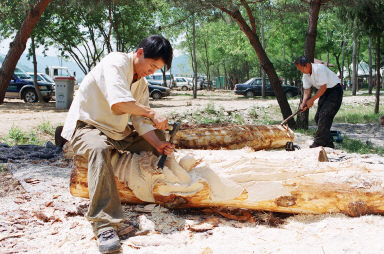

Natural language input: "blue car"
[234,77,299,98]
[6,67,55,103]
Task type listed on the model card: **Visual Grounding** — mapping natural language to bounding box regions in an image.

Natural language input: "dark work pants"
[313,84,343,146]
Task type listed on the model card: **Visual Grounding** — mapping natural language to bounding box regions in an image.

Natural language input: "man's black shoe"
[309,142,334,149]
[97,227,121,253]
[309,143,321,148]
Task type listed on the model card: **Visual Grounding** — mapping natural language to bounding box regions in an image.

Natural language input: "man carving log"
[61,35,174,253]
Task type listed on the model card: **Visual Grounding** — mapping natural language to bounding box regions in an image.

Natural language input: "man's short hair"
[294,56,311,66]
[137,35,173,70]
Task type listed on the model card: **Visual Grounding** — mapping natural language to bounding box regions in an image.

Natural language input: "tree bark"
[297,0,321,130]
[374,35,380,114]
[341,35,346,86]
[203,39,211,90]
[192,14,198,98]
[368,37,373,95]
[352,26,357,96]
[260,5,266,98]
[0,0,52,104]
[31,36,44,103]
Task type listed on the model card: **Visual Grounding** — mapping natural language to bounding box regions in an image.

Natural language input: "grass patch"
[335,135,384,156]
[0,164,6,172]
[1,126,45,146]
[0,121,60,146]
[335,109,382,124]
[294,129,384,156]
[186,102,246,125]
[36,121,56,136]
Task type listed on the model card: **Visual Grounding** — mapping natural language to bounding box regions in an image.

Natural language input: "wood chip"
[201,247,213,254]
[318,148,329,162]
[45,201,54,207]
[118,225,135,237]
[24,178,40,184]
[70,222,79,229]
[188,217,220,232]
[33,211,50,222]
[202,208,255,222]
[0,233,24,242]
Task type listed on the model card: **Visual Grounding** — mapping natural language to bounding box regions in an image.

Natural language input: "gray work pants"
[69,122,164,234]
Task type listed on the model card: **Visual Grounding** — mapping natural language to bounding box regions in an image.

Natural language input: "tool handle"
[157,154,167,169]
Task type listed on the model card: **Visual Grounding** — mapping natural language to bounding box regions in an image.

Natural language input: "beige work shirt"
[61,52,155,141]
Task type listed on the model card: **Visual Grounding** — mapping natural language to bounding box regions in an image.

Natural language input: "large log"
[173,124,294,150]
[69,148,384,216]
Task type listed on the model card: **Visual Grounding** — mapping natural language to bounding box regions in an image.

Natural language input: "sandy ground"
[1,91,384,253]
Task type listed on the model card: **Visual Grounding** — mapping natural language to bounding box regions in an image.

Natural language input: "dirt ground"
[1,91,384,253]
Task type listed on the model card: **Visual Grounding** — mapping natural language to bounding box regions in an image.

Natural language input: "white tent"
[338,61,376,78]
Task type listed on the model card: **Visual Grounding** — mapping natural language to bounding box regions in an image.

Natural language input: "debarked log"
[69,148,384,216]
[173,124,294,150]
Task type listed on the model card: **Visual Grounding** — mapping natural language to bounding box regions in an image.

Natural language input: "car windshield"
[40,73,54,83]
[14,67,31,79]
[244,78,256,85]
[28,74,43,81]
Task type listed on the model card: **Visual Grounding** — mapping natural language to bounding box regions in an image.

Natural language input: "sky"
[0,37,59,56]
[0,36,191,80]
[0,36,184,57]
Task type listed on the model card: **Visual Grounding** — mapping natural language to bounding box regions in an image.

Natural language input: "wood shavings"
[202,208,255,223]
[24,178,40,184]
[188,217,221,232]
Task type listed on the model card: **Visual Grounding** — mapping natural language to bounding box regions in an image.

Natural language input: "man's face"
[134,48,165,79]
[296,62,312,74]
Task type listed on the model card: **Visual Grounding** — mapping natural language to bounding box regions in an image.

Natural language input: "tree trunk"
[192,14,198,98]
[341,35,346,86]
[260,5,266,98]
[223,63,228,90]
[326,30,329,66]
[352,26,357,96]
[203,39,211,90]
[375,35,380,114]
[31,36,44,103]
[297,0,321,130]
[368,37,373,95]
[0,0,52,104]
[218,8,295,128]
[347,57,351,90]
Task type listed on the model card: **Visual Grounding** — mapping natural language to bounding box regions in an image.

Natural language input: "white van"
[147,73,174,87]
[173,77,192,91]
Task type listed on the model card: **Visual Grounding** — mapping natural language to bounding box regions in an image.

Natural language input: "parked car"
[184,77,206,90]
[27,72,56,88]
[147,80,171,99]
[234,77,299,98]
[6,67,55,103]
[146,73,174,87]
[173,77,192,91]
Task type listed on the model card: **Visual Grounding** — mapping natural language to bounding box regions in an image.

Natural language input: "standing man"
[295,56,343,148]
[61,35,174,253]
